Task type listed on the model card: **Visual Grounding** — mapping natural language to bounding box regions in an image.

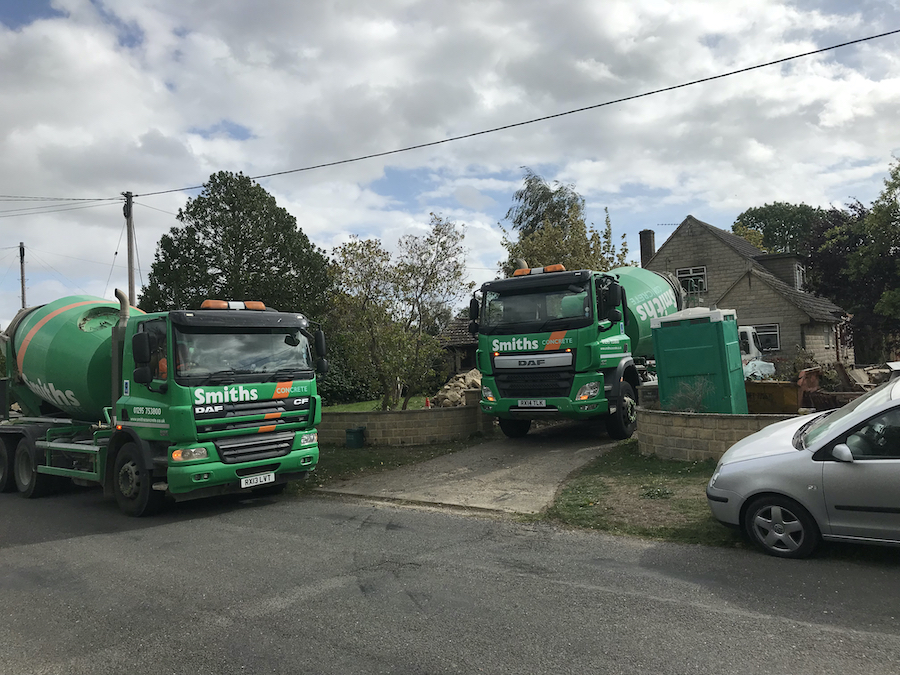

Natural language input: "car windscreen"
[480,286,591,335]
[173,326,313,385]
[802,379,900,448]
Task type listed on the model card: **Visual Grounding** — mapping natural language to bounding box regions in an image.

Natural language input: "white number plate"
[518,399,546,408]
[241,472,275,489]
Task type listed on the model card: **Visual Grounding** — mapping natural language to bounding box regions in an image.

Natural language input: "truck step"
[36,440,100,454]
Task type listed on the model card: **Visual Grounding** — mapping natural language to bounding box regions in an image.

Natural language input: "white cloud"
[0,0,898,326]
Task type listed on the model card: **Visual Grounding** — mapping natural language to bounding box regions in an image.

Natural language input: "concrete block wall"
[646,226,749,307]
[635,407,795,462]
[317,398,493,446]
[719,274,804,361]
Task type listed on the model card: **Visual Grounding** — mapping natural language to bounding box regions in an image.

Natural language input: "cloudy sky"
[1,0,899,328]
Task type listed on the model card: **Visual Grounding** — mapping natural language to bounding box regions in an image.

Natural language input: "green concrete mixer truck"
[0,290,327,516]
[469,264,682,439]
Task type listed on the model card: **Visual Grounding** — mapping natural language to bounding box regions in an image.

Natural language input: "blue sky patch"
[190,120,254,141]
[0,1,64,30]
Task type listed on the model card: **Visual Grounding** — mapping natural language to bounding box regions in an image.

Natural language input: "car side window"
[842,408,900,460]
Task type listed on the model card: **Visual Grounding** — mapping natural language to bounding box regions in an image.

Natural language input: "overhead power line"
[0,201,121,219]
[0,195,119,202]
[135,27,900,198]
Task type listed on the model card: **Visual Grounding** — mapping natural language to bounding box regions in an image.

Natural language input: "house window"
[676,266,707,295]
[795,264,806,290]
[825,325,833,349]
[755,324,780,351]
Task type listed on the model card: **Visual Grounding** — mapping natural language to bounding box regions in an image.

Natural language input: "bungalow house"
[641,216,854,365]
[438,317,478,376]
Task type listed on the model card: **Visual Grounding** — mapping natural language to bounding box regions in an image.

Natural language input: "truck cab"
[470,264,682,440]
[0,293,327,516]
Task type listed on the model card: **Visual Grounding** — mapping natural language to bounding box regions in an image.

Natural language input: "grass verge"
[539,439,746,548]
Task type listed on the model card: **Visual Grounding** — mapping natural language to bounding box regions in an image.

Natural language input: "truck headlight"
[575,382,600,401]
[172,447,208,462]
[482,386,495,403]
[301,432,318,446]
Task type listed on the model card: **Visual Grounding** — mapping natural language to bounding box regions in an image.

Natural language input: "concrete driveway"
[318,420,617,514]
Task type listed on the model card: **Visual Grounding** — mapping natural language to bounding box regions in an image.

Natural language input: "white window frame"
[755,324,781,351]
[676,266,707,295]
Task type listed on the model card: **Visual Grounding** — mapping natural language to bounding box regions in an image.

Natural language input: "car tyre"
[743,495,820,559]
[499,418,531,438]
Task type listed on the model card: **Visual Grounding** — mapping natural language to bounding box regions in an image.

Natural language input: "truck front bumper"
[165,443,319,495]
[479,375,611,420]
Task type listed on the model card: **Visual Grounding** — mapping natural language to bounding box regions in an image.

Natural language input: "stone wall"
[635,407,795,462]
[317,389,493,446]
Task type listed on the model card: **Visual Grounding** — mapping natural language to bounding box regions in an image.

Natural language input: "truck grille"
[194,396,311,434]
[214,431,295,464]
[495,368,574,399]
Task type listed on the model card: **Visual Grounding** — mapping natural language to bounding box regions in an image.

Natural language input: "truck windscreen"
[173,326,314,385]
[480,287,592,335]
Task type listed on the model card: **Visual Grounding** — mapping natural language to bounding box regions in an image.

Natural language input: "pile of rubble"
[431,369,481,407]
[847,362,900,390]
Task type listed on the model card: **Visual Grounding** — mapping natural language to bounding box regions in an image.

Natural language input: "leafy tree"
[806,160,900,361]
[139,171,331,318]
[505,167,586,237]
[500,206,630,277]
[331,214,473,410]
[732,202,822,254]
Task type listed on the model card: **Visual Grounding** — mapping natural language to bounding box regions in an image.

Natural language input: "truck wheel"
[499,418,531,438]
[605,382,637,440]
[0,443,16,493]
[14,437,56,498]
[113,443,164,517]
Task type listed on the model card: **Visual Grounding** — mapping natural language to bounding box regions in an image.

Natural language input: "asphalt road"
[1,483,899,675]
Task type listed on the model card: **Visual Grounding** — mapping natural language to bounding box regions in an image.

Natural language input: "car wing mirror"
[832,443,854,463]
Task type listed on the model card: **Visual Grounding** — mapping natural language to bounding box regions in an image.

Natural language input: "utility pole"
[122,191,135,306]
[19,241,26,308]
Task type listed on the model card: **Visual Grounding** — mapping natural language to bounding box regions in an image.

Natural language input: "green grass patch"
[322,396,427,412]
[540,439,746,548]
[287,437,473,495]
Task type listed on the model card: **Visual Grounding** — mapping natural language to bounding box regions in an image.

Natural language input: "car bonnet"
[719,413,819,465]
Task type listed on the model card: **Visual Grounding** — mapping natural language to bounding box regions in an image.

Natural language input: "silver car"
[707,378,900,558]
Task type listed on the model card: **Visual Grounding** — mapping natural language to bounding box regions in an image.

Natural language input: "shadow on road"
[0,483,283,550]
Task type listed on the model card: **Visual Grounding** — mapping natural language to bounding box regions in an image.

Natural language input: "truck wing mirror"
[133,366,153,385]
[607,283,623,307]
[314,329,327,358]
[468,320,479,335]
[132,332,151,365]
[469,297,479,321]
[316,357,329,375]
[606,308,622,323]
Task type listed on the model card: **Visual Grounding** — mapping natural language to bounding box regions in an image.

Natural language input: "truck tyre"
[0,443,16,493]
[605,381,637,440]
[499,418,531,438]
[113,442,164,517]
[14,437,56,498]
